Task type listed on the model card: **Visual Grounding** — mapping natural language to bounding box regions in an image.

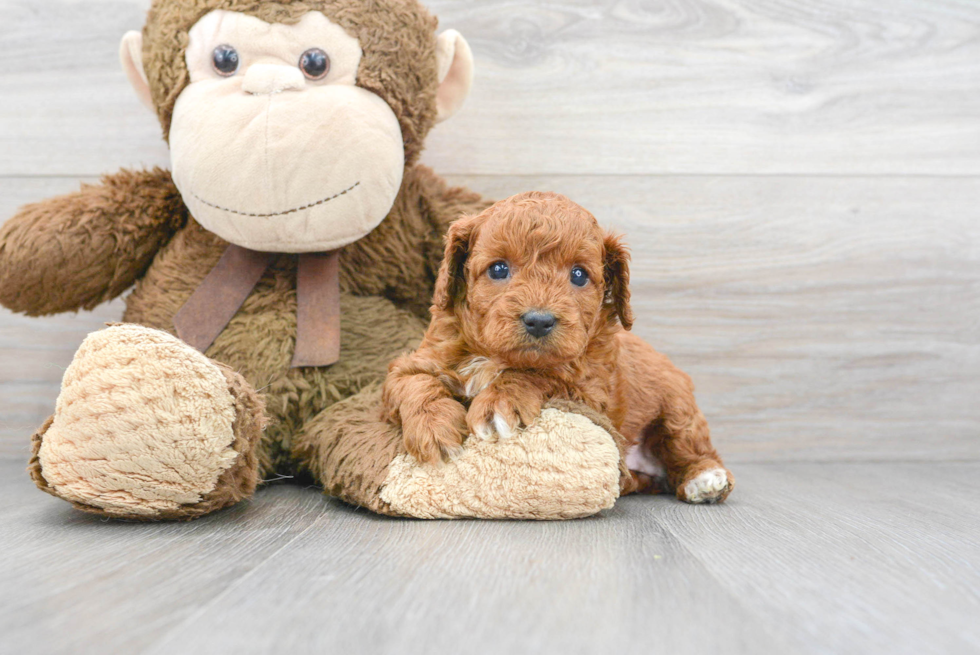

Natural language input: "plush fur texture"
[141,0,441,164]
[0,168,186,316]
[382,192,733,502]
[381,407,622,519]
[29,325,266,520]
[118,165,487,474]
[292,388,634,518]
[0,0,483,507]
[4,0,636,520]
[170,10,411,253]
[2,164,486,479]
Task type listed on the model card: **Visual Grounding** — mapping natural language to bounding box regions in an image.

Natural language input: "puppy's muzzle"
[522,311,557,339]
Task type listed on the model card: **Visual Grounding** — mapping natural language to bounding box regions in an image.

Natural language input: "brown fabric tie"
[173,245,341,369]
[291,251,341,368]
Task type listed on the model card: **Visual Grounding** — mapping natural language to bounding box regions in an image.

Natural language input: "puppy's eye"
[212,45,240,76]
[488,261,510,281]
[571,266,589,287]
[299,48,331,80]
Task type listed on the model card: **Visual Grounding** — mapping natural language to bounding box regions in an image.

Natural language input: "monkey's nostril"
[521,311,557,339]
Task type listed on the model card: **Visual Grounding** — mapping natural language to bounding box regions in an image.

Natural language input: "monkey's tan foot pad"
[28,324,265,521]
[380,407,625,520]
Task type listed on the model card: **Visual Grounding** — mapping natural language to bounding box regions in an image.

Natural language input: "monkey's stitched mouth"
[191,181,361,218]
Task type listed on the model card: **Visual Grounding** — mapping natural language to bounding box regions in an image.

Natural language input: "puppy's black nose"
[522,311,557,338]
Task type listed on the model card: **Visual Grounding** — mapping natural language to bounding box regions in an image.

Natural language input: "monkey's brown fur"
[142,0,441,163]
[1,0,661,520]
[0,0,493,512]
[382,192,733,501]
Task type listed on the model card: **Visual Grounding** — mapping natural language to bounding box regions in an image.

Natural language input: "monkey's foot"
[380,401,629,520]
[298,389,632,520]
[29,324,265,520]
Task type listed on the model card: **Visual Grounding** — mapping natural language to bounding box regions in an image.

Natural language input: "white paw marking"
[457,357,501,398]
[684,468,730,504]
[626,444,666,478]
[463,377,484,399]
[472,413,517,441]
[457,356,491,378]
[492,413,514,440]
[473,422,494,441]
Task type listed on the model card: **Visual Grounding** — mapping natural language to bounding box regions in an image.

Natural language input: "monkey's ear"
[432,215,478,312]
[120,31,155,112]
[434,30,474,123]
[603,233,634,330]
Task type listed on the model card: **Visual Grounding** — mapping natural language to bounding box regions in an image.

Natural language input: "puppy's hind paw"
[680,467,733,504]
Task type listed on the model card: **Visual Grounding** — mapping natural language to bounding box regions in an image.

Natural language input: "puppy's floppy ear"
[433,215,478,312]
[603,232,634,330]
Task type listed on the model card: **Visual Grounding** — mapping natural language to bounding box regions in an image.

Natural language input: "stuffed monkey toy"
[0,0,634,520]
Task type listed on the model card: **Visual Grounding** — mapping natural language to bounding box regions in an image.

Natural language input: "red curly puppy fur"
[382,192,734,503]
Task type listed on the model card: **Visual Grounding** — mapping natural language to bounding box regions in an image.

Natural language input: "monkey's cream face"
[169,10,405,253]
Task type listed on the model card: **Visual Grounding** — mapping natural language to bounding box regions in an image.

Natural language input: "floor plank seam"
[653,513,801,650]
[668,519,801,647]
[137,514,326,654]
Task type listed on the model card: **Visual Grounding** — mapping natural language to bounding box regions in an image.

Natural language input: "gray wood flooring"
[1,0,978,653]
[2,458,978,655]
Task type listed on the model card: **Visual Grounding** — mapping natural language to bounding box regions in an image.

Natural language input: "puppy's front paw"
[402,398,468,465]
[679,467,733,504]
[466,390,540,441]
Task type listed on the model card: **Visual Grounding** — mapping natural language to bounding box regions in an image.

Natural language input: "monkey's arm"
[0,168,186,316]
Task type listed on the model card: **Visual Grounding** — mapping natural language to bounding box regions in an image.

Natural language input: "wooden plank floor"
[1,0,978,653]
[1,458,978,655]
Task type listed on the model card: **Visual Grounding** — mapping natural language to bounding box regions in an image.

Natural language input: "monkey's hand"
[0,168,185,316]
[466,373,546,442]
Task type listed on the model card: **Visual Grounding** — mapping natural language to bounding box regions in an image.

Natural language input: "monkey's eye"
[488,261,511,281]
[299,48,331,80]
[570,266,589,287]
[212,45,240,77]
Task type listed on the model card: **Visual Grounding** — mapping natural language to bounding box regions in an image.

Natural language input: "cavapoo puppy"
[382,192,733,503]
